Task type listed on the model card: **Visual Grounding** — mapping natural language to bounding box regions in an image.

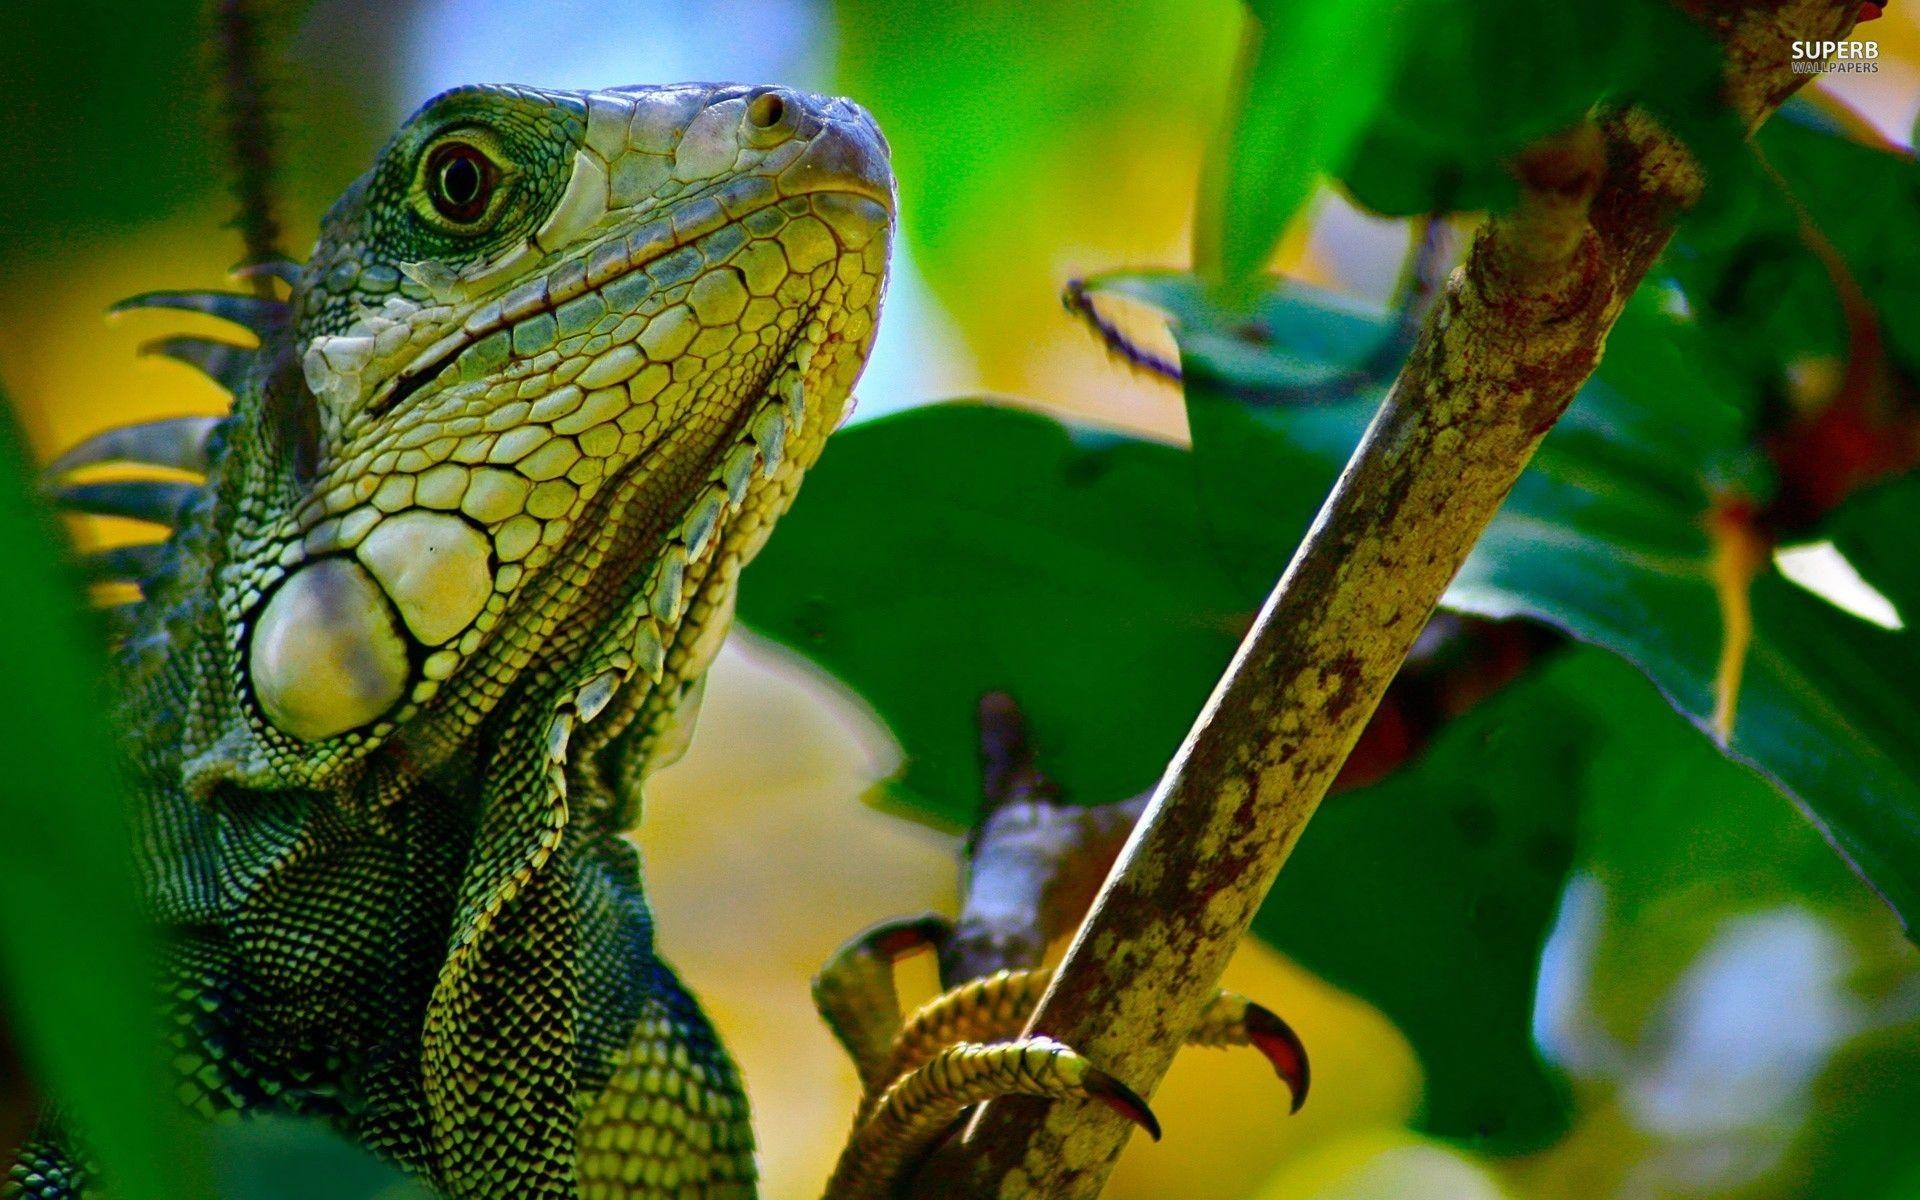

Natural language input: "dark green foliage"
[740,403,1249,821]
[1255,659,1587,1152]
[0,0,216,269]
[0,400,205,1198]
[1673,100,1920,385]
[1333,0,1737,219]
[210,1119,433,1200]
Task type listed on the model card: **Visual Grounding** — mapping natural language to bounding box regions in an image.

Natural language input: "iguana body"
[13,81,892,1199]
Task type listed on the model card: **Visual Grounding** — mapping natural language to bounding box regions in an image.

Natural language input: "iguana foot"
[822,1036,1156,1200]
[887,967,1309,1115]
[812,916,1309,1197]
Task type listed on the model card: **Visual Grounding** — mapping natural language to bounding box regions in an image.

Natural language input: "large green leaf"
[739,403,1250,822]
[0,399,205,1195]
[1084,269,1920,935]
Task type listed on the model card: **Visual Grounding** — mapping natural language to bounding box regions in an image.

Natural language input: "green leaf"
[1087,268,1920,936]
[1743,1021,1920,1200]
[1255,656,1587,1152]
[1672,101,1920,383]
[1077,269,1396,595]
[828,0,1241,316]
[1555,649,1888,1039]
[212,1117,433,1200]
[0,398,205,1195]
[0,0,215,265]
[1334,0,1735,218]
[738,402,1253,822]
[1197,0,1407,283]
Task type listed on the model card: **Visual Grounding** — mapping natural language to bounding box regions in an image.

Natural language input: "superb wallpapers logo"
[1791,38,1881,73]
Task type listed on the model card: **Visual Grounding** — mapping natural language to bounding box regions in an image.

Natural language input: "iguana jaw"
[182,83,893,797]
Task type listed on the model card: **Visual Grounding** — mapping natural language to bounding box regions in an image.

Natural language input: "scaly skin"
[11,82,891,1199]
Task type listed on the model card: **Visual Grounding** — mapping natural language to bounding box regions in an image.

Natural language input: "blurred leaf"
[0,396,205,1195]
[1089,268,1920,937]
[1558,649,1888,1039]
[0,0,217,272]
[1196,0,1406,284]
[739,402,1250,821]
[829,0,1239,319]
[1335,0,1735,218]
[1740,1020,1920,1200]
[1256,657,1586,1152]
[1672,100,1920,383]
[211,1117,433,1200]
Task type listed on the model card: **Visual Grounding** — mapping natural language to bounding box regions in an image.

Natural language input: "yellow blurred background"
[4,2,1918,1197]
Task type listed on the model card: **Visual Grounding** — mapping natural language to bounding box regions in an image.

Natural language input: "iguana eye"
[425,141,498,224]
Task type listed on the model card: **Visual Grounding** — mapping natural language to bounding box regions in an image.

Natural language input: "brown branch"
[941,694,1147,988]
[209,0,285,292]
[924,4,1859,1195]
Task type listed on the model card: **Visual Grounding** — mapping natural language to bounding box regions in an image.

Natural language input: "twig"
[942,694,1147,988]
[1063,279,1185,385]
[925,4,1859,1194]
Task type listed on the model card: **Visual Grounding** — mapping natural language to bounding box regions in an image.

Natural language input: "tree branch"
[940,694,1148,988]
[925,4,1859,1194]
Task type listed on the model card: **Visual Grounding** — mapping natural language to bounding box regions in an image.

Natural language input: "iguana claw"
[823,1037,1159,1200]
[814,924,1310,1198]
[1241,1000,1311,1114]
[812,913,954,1092]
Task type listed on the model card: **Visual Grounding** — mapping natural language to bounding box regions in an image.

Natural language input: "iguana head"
[167,83,892,796]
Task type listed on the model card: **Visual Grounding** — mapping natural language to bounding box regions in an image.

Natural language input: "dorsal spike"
[43,416,222,480]
[99,602,143,644]
[81,541,171,586]
[111,290,289,337]
[49,480,202,527]
[233,257,303,288]
[142,335,257,395]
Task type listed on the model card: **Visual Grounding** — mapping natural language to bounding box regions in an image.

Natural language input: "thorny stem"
[922,3,1860,1196]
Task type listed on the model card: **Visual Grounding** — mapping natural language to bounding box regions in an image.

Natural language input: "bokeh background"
[5,3,1920,1197]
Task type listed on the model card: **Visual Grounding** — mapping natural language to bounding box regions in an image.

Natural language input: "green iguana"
[12,80,1304,1200]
